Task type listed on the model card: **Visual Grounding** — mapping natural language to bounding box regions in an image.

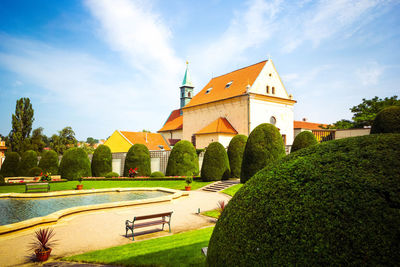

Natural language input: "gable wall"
[103,131,132,153]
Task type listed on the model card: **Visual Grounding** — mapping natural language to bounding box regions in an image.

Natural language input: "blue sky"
[0,0,399,140]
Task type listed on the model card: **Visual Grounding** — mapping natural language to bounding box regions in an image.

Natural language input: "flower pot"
[185,186,191,191]
[35,248,52,262]
[76,184,83,190]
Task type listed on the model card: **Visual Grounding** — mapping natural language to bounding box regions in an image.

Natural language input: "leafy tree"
[50,127,77,154]
[201,142,230,182]
[165,140,199,176]
[86,137,98,146]
[0,152,20,177]
[30,127,46,153]
[59,147,91,180]
[227,135,247,178]
[38,150,59,174]
[291,131,318,153]
[91,145,112,177]
[18,150,38,176]
[123,144,151,177]
[371,106,400,134]
[320,119,355,129]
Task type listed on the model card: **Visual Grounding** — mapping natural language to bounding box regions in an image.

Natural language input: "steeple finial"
[182,61,193,87]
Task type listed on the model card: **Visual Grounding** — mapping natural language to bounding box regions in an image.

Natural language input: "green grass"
[202,210,220,219]
[0,180,212,194]
[221,183,243,196]
[63,227,213,266]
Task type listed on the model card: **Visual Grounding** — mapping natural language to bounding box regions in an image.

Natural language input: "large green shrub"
[166,140,199,176]
[91,145,112,177]
[150,171,165,178]
[291,131,318,153]
[240,123,285,183]
[371,105,400,134]
[0,152,20,177]
[227,135,247,178]
[201,142,230,181]
[28,167,42,177]
[59,147,91,180]
[207,134,400,266]
[105,171,119,178]
[38,150,59,175]
[123,144,151,177]
[18,150,38,176]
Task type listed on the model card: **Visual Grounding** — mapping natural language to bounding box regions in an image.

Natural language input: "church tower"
[180,61,194,110]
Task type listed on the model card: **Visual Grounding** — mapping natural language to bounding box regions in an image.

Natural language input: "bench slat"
[134,212,172,220]
[128,220,169,229]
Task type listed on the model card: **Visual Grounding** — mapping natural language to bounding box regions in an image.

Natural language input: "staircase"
[202,179,240,192]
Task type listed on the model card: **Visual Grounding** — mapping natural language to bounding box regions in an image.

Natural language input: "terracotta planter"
[76,184,83,190]
[35,248,52,262]
[185,186,191,191]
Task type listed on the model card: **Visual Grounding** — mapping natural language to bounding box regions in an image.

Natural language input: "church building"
[159,59,296,148]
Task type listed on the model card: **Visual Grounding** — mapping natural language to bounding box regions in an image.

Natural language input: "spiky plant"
[31,228,57,252]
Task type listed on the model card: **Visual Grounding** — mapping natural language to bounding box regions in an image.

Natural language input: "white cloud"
[355,61,384,86]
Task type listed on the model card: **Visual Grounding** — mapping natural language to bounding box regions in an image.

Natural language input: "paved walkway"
[0,190,231,267]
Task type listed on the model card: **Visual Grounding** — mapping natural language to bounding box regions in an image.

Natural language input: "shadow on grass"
[124,228,166,240]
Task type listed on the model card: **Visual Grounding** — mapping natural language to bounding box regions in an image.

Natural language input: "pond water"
[0,191,169,225]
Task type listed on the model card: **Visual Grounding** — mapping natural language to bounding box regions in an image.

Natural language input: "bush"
[291,131,318,153]
[105,171,119,178]
[38,150,59,174]
[227,135,247,178]
[18,150,38,176]
[201,142,230,181]
[166,140,199,176]
[240,123,285,183]
[0,152,20,177]
[371,105,400,134]
[0,175,4,184]
[207,134,400,266]
[91,145,112,177]
[150,171,165,178]
[28,167,43,177]
[196,148,205,156]
[59,147,91,180]
[123,144,151,177]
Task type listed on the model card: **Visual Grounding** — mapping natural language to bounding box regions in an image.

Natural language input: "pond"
[0,190,169,225]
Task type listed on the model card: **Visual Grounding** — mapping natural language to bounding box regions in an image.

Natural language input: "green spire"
[182,61,193,87]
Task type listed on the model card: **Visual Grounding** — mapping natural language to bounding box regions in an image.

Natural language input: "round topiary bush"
[227,135,248,178]
[123,144,151,177]
[91,145,112,177]
[150,171,165,178]
[0,152,20,177]
[201,142,230,182]
[18,150,38,176]
[38,150,59,175]
[59,147,91,180]
[28,167,43,177]
[105,171,119,178]
[291,131,318,153]
[371,105,400,134]
[207,134,400,266]
[240,123,285,183]
[166,140,199,176]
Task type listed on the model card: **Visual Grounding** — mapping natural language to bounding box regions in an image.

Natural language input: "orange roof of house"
[158,109,183,132]
[195,117,238,135]
[184,60,267,108]
[120,131,171,151]
[294,121,328,130]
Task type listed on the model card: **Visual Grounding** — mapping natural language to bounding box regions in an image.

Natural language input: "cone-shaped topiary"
[291,131,318,153]
[207,134,400,266]
[201,142,230,181]
[91,145,112,177]
[38,150,59,175]
[123,144,151,177]
[166,140,199,176]
[0,152,20,177]
[227,135,248,178]
[59,147,91,180]
[240,123,285,183]
[28,167,42,177]
[371,105,400,134]
[18,150,38,176]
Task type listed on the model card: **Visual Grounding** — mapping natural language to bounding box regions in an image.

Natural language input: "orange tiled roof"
[120,131,171,151]
[195,117,238,135]
[158,109,183,132]
[294,121,328,130]
[184,60,267,108]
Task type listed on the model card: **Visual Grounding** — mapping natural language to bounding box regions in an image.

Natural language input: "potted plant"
[30,228,56,262]
[185,176,193,191]
[76,178,83,190]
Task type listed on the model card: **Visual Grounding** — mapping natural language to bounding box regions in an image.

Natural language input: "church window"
[270,116,276,125]
[272,87,275,94]
[266,86,269,94]
[188,92,191,98]
[205,87,213,94]
[225,81,233,89]
[282,134,286,145]
[269,73,272,77]
[182,92,184,97]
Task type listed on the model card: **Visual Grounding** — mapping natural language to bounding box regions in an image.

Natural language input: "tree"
[38,150,59,174]
[165,140,199,176]
[227,135,247,178]
[91,145,112,177]
[17,150,38,176]
[201,142,230,182]
[86,137,98,146]
[30,127,46,153]
[123,144,151,177]
[59,147,91,180]
[50,127,77,154]
[9,97,34,154]
[321,119,355,129]
[370,106,400,134]
[291,131,318,153]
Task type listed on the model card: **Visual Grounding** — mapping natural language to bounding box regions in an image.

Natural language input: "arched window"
[188,92,191,98]
[270,116,276,125]
[266,86,269,94]
[272,87,275,94]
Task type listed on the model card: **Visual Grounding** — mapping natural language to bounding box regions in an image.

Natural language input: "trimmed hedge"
[291,131,318,153]
[38,150,59,175]
[166,140,199,176]
[91,145,112,177]
[227,134,247,178]
[240,123,285,183]
[371,105,400,134]
[150,171,165,178]
[207,134,400,266]
[105,172,119,178]
[18,150,38,176]
[201,142,230,181]
[0,152,20,177]
[28,167,42,177]
[123,144,151,177]
[59,147,91,180]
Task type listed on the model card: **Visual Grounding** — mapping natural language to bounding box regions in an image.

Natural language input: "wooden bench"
[25,183,50,193]
[125,211,173,241]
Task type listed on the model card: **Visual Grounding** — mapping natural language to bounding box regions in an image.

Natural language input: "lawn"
[63,227,213,266]
[0,180,212,194]
[221,183,243,196]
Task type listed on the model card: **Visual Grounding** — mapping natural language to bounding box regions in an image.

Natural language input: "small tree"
[201,142,230,182]
[371,106,400,134]
[59,147,91,180]
[0,152,20,177]
[18,150,38,176]
[166,140,199,176]
[123,144,151,177]
[38,150,59,174]
[91,145,112,177]
[291,131,318,153]
[227,135,248,178]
